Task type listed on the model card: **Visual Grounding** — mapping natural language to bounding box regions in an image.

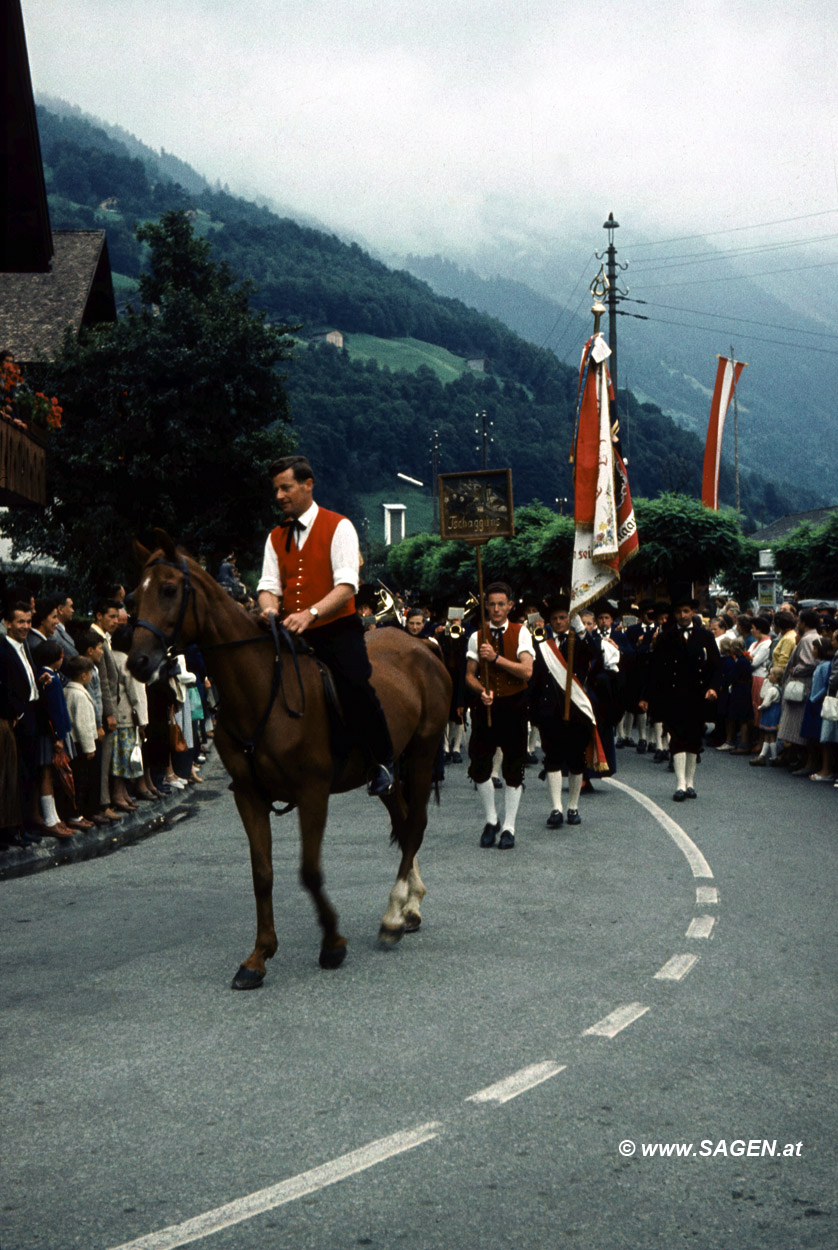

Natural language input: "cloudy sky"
[22,0,838,263]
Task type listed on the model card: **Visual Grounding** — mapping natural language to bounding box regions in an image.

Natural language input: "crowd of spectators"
[0,580,215,849]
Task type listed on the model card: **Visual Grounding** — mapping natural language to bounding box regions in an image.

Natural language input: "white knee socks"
[503,785,522,833]
[548,770,564,812]
[673,753,687,791]
[685,752,697,788]
[636,712,648,740]
[567,773,583,809]
[477,779,498,826]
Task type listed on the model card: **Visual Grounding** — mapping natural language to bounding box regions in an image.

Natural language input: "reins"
[135,556,309,817]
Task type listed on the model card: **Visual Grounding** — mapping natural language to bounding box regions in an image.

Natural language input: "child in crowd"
[63,655,103,825]
[750,665,783,766]
[30,638,82,835]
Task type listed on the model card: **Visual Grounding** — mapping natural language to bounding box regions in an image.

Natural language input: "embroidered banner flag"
[569,334,638,616]
[701,355,747,509]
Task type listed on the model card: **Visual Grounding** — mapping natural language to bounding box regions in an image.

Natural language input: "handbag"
[168,708,188,753]
[822,694,838,721]
[129,729,144,768]
[52,739,76,799]
[783,679,806,703]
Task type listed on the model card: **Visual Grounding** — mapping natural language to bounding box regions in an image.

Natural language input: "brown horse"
[127,530,451,989]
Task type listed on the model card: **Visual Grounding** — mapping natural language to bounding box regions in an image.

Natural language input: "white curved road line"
[686,915,716,939]
[108,1122,441,1250]
[602,777,715,879]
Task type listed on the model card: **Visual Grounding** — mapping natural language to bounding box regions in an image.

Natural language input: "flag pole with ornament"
[563,268,639,718]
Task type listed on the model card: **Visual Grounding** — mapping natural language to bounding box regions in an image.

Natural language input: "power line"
[616,309,838,356]
[629,232,838,270]
[621,297,838,340]
[621,208,838,249]
[635,257,838,290]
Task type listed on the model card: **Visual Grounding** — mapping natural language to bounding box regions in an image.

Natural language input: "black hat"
[670,588,699,610]
[547,594,571,614]
[637,597,656,613]
[593,598,616,618]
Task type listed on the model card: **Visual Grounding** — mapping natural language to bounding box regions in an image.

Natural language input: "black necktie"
[492,628,503,658]
[282,518,306,552]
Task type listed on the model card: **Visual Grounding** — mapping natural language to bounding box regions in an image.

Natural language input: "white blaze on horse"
[127,530,451,989]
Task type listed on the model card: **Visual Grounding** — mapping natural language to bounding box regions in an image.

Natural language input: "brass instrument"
[373,582,404,625]
[446,592,479,638]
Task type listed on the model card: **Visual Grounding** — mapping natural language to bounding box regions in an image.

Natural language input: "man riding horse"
[255,454,395,797]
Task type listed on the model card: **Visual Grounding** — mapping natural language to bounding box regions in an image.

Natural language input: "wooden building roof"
[0,230,117,364]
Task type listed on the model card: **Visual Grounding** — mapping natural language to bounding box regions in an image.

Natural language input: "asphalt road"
[1,744,835,1250]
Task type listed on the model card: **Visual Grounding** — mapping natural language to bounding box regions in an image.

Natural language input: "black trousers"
[468,690,528,788]
[540,716,590,776]
[306,616,393,765]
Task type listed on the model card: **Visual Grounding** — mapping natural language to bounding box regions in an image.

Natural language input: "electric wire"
[620,298,838,340]
[621,208,838,249]
[629,232,838,270]
[616,309,838,357]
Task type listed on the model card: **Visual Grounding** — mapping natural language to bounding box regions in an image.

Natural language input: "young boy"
[63,655,102,825]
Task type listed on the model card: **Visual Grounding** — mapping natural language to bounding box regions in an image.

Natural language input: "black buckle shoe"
[673,789,687,802]
[566,809,581,826]
[685,786,697,798]
[498,829,515,850]
[367,764,394,797]
[480,821,500,848]
[546,808,564,828]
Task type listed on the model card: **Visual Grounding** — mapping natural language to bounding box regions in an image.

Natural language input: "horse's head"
[127,528,199,683]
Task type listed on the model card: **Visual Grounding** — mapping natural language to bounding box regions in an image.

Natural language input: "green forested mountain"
[34,102,801,535]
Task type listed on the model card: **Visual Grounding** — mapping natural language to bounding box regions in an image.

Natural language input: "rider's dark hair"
[268,455,314,483]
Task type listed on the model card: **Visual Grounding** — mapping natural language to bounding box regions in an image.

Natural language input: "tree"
[630,494,744,587]
[772,514,838,597]
[2,211,296,594]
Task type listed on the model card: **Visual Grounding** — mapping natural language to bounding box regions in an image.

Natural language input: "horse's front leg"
[231,787,278,990]
[298,785,347,970]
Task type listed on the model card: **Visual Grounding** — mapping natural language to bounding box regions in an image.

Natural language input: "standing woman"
[746,616,773,749]
[109,624,148,811]
[775,609,821,770]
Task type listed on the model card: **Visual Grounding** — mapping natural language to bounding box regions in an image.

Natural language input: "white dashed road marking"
[108,770,719,1249]
[654,953,700,981]
[686,914,716,939]
[466,1061,567,1105]
[583,1002,650,1038]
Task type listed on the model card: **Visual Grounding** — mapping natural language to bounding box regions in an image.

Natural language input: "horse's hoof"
[319,943,347,970]
[231,964,265,990]
[378,924,405,947]
[403,914,422,933]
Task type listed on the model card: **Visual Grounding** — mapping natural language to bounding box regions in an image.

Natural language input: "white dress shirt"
[257,502,360,597]
[467,620,536,662]
[7,637,39,701]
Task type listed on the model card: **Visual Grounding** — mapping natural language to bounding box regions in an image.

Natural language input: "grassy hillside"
[343,335,470,382]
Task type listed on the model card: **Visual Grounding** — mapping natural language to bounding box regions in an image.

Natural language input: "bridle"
[134,555,197,658]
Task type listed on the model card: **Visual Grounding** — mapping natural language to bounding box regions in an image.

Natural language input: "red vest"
[478,620,529,697]
[269,507,356,629]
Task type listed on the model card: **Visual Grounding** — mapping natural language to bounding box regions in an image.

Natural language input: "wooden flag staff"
[438,468,516,730]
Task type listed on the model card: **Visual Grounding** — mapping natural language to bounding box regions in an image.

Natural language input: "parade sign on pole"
[439,468,514,725]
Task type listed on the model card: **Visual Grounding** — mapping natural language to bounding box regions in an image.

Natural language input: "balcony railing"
[0,419,47,507]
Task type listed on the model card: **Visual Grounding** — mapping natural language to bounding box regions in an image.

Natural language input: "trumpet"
[445,592,479,638]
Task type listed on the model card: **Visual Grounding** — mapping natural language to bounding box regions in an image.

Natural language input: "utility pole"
[430,427,440,528]
[475,409,492,469]
[596,212,629,413]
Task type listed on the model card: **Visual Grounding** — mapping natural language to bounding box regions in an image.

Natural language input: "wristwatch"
[308,606,319,619]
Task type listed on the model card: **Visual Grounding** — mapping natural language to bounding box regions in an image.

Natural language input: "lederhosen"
[271,508,393,765]
[531,630,598,776]
[467,621,529,788]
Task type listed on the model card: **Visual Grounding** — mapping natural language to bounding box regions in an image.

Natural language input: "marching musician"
[465,581,534,850]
